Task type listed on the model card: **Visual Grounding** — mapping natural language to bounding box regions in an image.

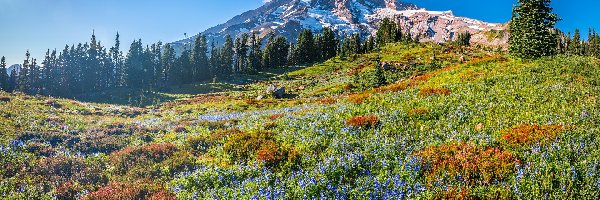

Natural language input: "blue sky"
[0,0,597,65]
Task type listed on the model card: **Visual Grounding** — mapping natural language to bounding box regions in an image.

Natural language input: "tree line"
[0,19,419,97]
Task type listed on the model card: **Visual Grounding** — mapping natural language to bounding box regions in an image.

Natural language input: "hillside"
[1,43,599,199]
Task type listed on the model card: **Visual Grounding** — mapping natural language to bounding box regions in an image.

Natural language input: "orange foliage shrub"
[419,87,451,97]
[412,73,434,84]
[501,124,564,146]
[375,81,409,93]
[346,115,379,129]
[320,97,336,104]
[408,107,430,117]
[416,142,517,185]
[347,93,371,104]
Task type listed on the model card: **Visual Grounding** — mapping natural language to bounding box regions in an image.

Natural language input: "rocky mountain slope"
[172,0,508,50]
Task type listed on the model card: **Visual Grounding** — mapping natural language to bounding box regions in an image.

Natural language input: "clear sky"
[0,0,597,65]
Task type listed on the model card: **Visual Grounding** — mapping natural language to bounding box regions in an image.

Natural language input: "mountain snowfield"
[172,0,508,50]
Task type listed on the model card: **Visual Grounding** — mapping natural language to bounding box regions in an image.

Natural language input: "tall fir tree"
[319,28,338,62]
[509,0,559,59]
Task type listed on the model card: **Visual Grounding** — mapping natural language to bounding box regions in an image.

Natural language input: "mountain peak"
[172,0,507,50]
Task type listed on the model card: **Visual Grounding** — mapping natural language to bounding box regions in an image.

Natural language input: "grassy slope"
[1,43,599,199]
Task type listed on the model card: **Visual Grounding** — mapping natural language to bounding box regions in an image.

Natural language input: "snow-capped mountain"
[171,0,508,50]
[6,64,20,76]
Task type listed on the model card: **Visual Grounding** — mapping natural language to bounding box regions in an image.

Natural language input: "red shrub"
[173,125,187,133]
[257,140,300,169]
[346,115,380,129]
[416,142,517,185]
[224,130,274,161]
[34,156,106,186]
[501,124,564,146]
[419,87,451,96]
[109,143,178,174]
[55,182,82,200]
[269,114,285,120]
[83,182,174,200]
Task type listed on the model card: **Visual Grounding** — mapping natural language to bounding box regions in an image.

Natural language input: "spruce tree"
[0,57,8,92]
[509,0,559,59]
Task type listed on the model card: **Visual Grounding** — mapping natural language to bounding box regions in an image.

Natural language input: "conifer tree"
[17,50,31,93]
[454,32,472,46]
[376,18,401,47]
[7,68,17,93]
[319,28,338,61]
[191,35,209,82]
[262,33,275,68]
[125,40,145,87]
[587,29,600,57]
[161,44,176,85]
[110,33,125,87]
[177,50,193,84]
[247,32,262,73]
[220,35,234,78]
[287,43,297,66]
[150,42,163,87]
[509,0,559,59]
[295,29,316,65]
[0,57,8,92]
[568,29,582,55]
[234,33,249,73]
[209,41,221,80]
